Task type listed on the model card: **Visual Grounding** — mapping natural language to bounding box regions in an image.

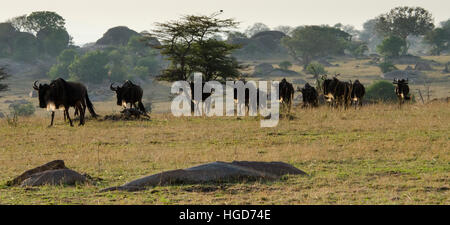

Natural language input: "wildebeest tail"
[85,92,99,118]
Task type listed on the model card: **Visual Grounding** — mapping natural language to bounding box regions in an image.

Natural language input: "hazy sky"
[1,0,448,45]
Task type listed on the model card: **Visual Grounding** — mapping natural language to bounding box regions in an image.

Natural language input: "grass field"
[0,102,448,204]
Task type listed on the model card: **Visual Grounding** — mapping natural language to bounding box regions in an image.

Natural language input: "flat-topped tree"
[145,12,242,82]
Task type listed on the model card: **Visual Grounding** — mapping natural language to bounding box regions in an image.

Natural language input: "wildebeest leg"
[76,101,84,126]
[49,111,55,127]
[65,108,73,127]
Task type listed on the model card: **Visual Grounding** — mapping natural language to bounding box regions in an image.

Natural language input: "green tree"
[245,22,270,37]
[306,62,327,80]
[278,61,292,70]
[365,80,397,102]
[12,32,39,62]
[25,11,66,34]
[424,27,449,55]
[375,6,434,55]
[281,25,351,66]
[69,51,109,84]
[377,35,406,58]
[48,49,78,79]
[37,27,70,56]
[347,41,369,57]
[148,12,240,82]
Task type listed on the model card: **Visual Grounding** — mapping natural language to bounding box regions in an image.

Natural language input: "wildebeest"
[323,77,353,108]
[279,78,294,112]
[298,83,318,108]
[350,80,365,108]
[393,78,410,106]
[110,80,146,113]
[33,78,98,127]
[189,81,213,114]
[233,81,261,114]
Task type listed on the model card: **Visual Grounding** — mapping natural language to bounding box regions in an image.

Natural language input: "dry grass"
[0,102,448,205]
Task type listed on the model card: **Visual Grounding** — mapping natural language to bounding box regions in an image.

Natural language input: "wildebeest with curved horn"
[351,79,365,108]
[110,80,146,113]
[33,78,98,127]
[279,78,295,112]
[393,78,410,107]
[298,83,318,108]
[323,76,352,108]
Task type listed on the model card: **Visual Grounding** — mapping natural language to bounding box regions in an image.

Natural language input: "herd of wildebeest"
[31,76,412,127]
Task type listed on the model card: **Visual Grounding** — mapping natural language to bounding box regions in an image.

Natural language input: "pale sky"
[1,0,448,45]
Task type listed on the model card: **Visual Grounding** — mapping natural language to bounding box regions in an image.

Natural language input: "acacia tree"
[147,12,242,82]
[375,6,434,55]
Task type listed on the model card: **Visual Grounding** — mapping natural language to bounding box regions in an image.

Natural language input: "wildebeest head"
[393,78,409,99]
[33,81,52,108]
[110,82,126,106]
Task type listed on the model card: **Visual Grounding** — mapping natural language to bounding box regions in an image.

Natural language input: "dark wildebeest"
[33,78,98,127]
[298,83,318,108]
[279,78,294,112]
[189,81,214,114]
[233,82,260,115]
[323,77,353,108]
[393,78,410,107]
[350,79,365,108]
[110,80,146,113]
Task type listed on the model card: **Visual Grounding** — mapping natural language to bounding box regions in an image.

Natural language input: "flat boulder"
[101,161,307,192]
[7,160,90,187]
[21,169,87,187]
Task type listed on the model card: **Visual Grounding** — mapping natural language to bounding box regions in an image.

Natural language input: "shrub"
[278,61,292,70]
[365,80,397,102]
[9,101,35,116]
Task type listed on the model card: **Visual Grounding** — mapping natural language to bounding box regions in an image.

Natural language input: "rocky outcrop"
[101,161,307,192]
[7,160,90,187]
[96,26,140,46]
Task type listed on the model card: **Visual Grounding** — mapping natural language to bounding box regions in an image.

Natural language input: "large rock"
[7,160,89,187]
[96,26,140,46]
[101,161,307,192]
[21,169,87,187]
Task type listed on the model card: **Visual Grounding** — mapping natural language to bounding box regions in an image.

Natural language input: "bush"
[306,62,327,79]
[9,101,35,116]
[278,61,292,70]
[365,80,397,102]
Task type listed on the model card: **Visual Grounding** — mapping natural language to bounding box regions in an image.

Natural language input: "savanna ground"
[0,55,449,204]
[0,102,448,204]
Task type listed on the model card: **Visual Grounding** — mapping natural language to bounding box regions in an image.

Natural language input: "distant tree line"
[0,11,72,62]
[48,35,161,84]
